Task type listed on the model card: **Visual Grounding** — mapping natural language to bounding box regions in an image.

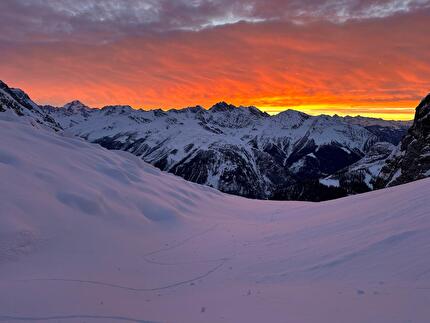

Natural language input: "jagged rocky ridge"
[375,94,430,188]
[0,81,61,131]
[0,80,416,201]
[320,93,430,194]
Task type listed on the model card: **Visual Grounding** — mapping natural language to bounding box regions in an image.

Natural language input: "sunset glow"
[1,0,429,120]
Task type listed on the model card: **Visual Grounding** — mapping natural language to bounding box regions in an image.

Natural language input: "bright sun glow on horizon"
[1,0,428,122]
[260,103,417,120]
[12,80,420,121]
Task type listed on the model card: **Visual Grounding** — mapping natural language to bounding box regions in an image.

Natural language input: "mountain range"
[2,79,428,201]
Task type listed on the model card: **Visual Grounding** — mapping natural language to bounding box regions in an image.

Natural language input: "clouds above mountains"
[1,0,429,119]
[1,0,429,41]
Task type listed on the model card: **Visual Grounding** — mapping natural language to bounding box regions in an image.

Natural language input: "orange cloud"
[1,10,429,120]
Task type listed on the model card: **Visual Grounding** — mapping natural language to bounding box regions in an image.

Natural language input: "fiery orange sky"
[1,0,430,120]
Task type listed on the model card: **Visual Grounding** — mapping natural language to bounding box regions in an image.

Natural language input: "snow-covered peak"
[101,105,134,116]
[0,80,61,130]
[169,105,205,114]
[273,109,311,128]
[0,82,43,115]
[240,105,269,118]
[343,115,412,129]
[204,102,269,128]
[55,101,92,121]
[209,101,237,112]
[10,87,41,111]
[63,100,92,113]
[207,102,267,118]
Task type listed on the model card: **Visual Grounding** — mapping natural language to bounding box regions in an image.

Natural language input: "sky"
[1,0,429,120]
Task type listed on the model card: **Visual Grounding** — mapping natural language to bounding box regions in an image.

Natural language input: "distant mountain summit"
[375,93,430,188]
[63,100,92,113]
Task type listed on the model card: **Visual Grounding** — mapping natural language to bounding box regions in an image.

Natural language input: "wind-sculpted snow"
[1,114,430,322]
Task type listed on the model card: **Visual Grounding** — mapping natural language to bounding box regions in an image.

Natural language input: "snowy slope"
[43,101,410,200]
[1,113,430,323]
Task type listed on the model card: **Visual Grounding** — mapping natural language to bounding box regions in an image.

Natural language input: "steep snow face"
[42,101,406,200]
[1,115,430,323]
[0,81,61,131]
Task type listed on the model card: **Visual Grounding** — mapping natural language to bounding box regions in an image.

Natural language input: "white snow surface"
[319,178,340,187]
[1,114,430,323]
[52,106,374,152]
[343,115,412,128]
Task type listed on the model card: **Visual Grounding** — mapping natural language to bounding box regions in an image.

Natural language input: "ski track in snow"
[17,260,227,292]
[15,223,232,295]
[143,224,219,258]
[0,315,157,322]
[143,256,231,266]
[142,223,237,266]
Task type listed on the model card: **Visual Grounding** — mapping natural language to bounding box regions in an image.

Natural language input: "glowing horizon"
[15,84,419,121]
[1,1,429,121]
[6,80,419,121]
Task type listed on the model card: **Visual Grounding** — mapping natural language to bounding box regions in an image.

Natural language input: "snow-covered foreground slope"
[1,113,430,323]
